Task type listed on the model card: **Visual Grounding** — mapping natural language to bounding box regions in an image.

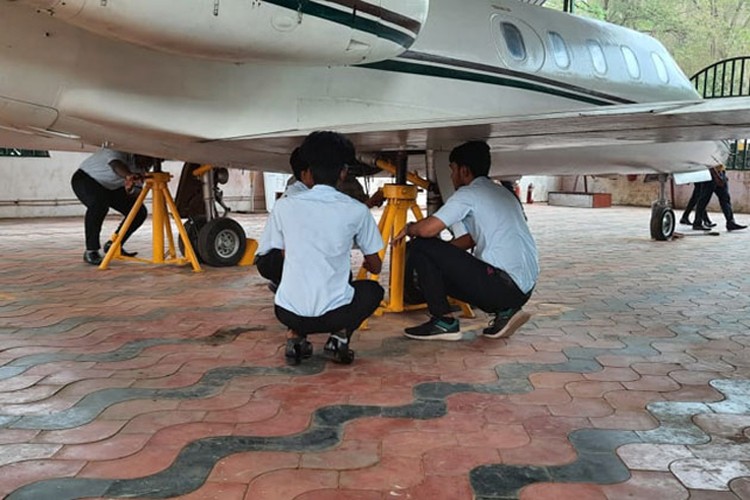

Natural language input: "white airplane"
[1,0,750,246]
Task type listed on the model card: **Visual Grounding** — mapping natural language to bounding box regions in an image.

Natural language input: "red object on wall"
[526,183,534,204]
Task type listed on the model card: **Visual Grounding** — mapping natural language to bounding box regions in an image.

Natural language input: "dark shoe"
[692,223,711,231]
[323,332,355,364]
[679,217,692,226]
[284,336,313,365]
[404,317,461,341]
[483,308,531,339]
[104,240,138,257]
[727,221,747,231]
[83,250,103,265]
[703,218,717,228]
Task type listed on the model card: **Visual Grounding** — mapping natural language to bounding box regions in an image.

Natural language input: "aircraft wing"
[2,96,749,176]
[216,96,749,176]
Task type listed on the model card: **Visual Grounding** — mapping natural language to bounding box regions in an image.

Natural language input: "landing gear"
[197,217,247,267]
[175,164,250,266]
[650,173,675,241]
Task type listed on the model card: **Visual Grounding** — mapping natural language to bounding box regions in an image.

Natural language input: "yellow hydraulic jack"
[99,168,202,272]
[358,160,474,319]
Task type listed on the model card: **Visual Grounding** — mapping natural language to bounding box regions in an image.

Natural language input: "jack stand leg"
[100,172,202,271]
[360,184,473,318]
[163,185,201,272]
[100,184,150,270]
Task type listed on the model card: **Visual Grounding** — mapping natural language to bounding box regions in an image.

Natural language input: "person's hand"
[392,223,411,245]
[366,189,385,208]
[124,174,143,194]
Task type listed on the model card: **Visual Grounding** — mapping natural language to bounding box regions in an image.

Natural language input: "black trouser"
[682,183,702,220]
[712,180,734,223]
[255,249,283,285]
[408,237,531,318]
[693,180,715,227]
[275,280,384,336]
[71,170,147,251]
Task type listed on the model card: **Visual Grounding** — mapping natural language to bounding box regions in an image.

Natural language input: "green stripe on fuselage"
[360,59,616,106]
[263,0,415,48]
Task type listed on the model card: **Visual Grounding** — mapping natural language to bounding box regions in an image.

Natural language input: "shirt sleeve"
[355,209,384,256]
[433,188,473,228]
[256,203,285,256]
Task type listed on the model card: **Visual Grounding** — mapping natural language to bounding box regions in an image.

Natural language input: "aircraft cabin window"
[501,22,527,61]
[621,46,641,79]
[548,32,570,69]
[651,52,670,83]
[586,39,608,75]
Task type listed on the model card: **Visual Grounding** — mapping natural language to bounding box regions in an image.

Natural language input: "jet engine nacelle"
[19,0,429,65]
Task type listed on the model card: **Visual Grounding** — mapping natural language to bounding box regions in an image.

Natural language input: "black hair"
[299,131,354,187]
[289,147,308,181]
[449,141,491,178]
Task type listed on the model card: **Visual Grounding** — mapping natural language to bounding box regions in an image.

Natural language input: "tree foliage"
[544,0,750,76]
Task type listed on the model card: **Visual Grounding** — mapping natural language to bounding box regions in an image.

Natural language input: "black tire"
[650,205,675,241]
[179,216,206,262]
[197,217,247,267]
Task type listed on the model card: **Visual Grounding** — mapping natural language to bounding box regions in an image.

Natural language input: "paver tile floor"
[0,204,748,499]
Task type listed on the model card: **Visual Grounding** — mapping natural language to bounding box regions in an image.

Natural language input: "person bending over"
[395,141,539,341]
[257,131,385,365]
[71,148,156,265]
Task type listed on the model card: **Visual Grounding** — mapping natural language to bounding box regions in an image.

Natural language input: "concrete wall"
[11,151,746,218]
[559,172,750,214]
[0,151,565,218]
[0,152,259,218]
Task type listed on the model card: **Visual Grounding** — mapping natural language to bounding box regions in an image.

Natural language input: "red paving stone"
[1,206,749,499]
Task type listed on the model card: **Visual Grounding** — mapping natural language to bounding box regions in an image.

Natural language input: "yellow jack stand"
[358,181,474,319]
[99,172,202,272]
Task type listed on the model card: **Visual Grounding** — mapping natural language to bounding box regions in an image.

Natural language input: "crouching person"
[257,131,384,365]
[396,141,539,341]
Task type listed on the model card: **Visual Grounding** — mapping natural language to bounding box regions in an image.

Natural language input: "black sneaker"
[703,219,717,228]
[727,221,747,231]
[404,317,461,341]
[284,337,313,365]
[692,223,711,231]
[104,240,138,257]
[483,308,531,339]
[83,250,103,265]
[679,217,692,226]
[323,332,355,364]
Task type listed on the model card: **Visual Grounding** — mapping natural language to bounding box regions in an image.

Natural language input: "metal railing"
[691,56,750,170]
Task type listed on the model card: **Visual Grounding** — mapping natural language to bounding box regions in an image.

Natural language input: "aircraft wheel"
[650,205,675,241]
[179,216,206,262]
[197,217,247,267]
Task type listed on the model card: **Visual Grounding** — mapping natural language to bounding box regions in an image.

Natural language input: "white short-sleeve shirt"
[79,149,139,190]
[282,180,309,198]
[433,176,539,293]
[256,180,310,256]
[259,184,383,317]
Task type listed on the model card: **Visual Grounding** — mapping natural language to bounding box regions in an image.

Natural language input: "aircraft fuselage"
[0,0,720,174]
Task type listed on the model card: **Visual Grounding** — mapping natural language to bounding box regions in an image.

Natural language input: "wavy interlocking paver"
[0,205,749,499]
